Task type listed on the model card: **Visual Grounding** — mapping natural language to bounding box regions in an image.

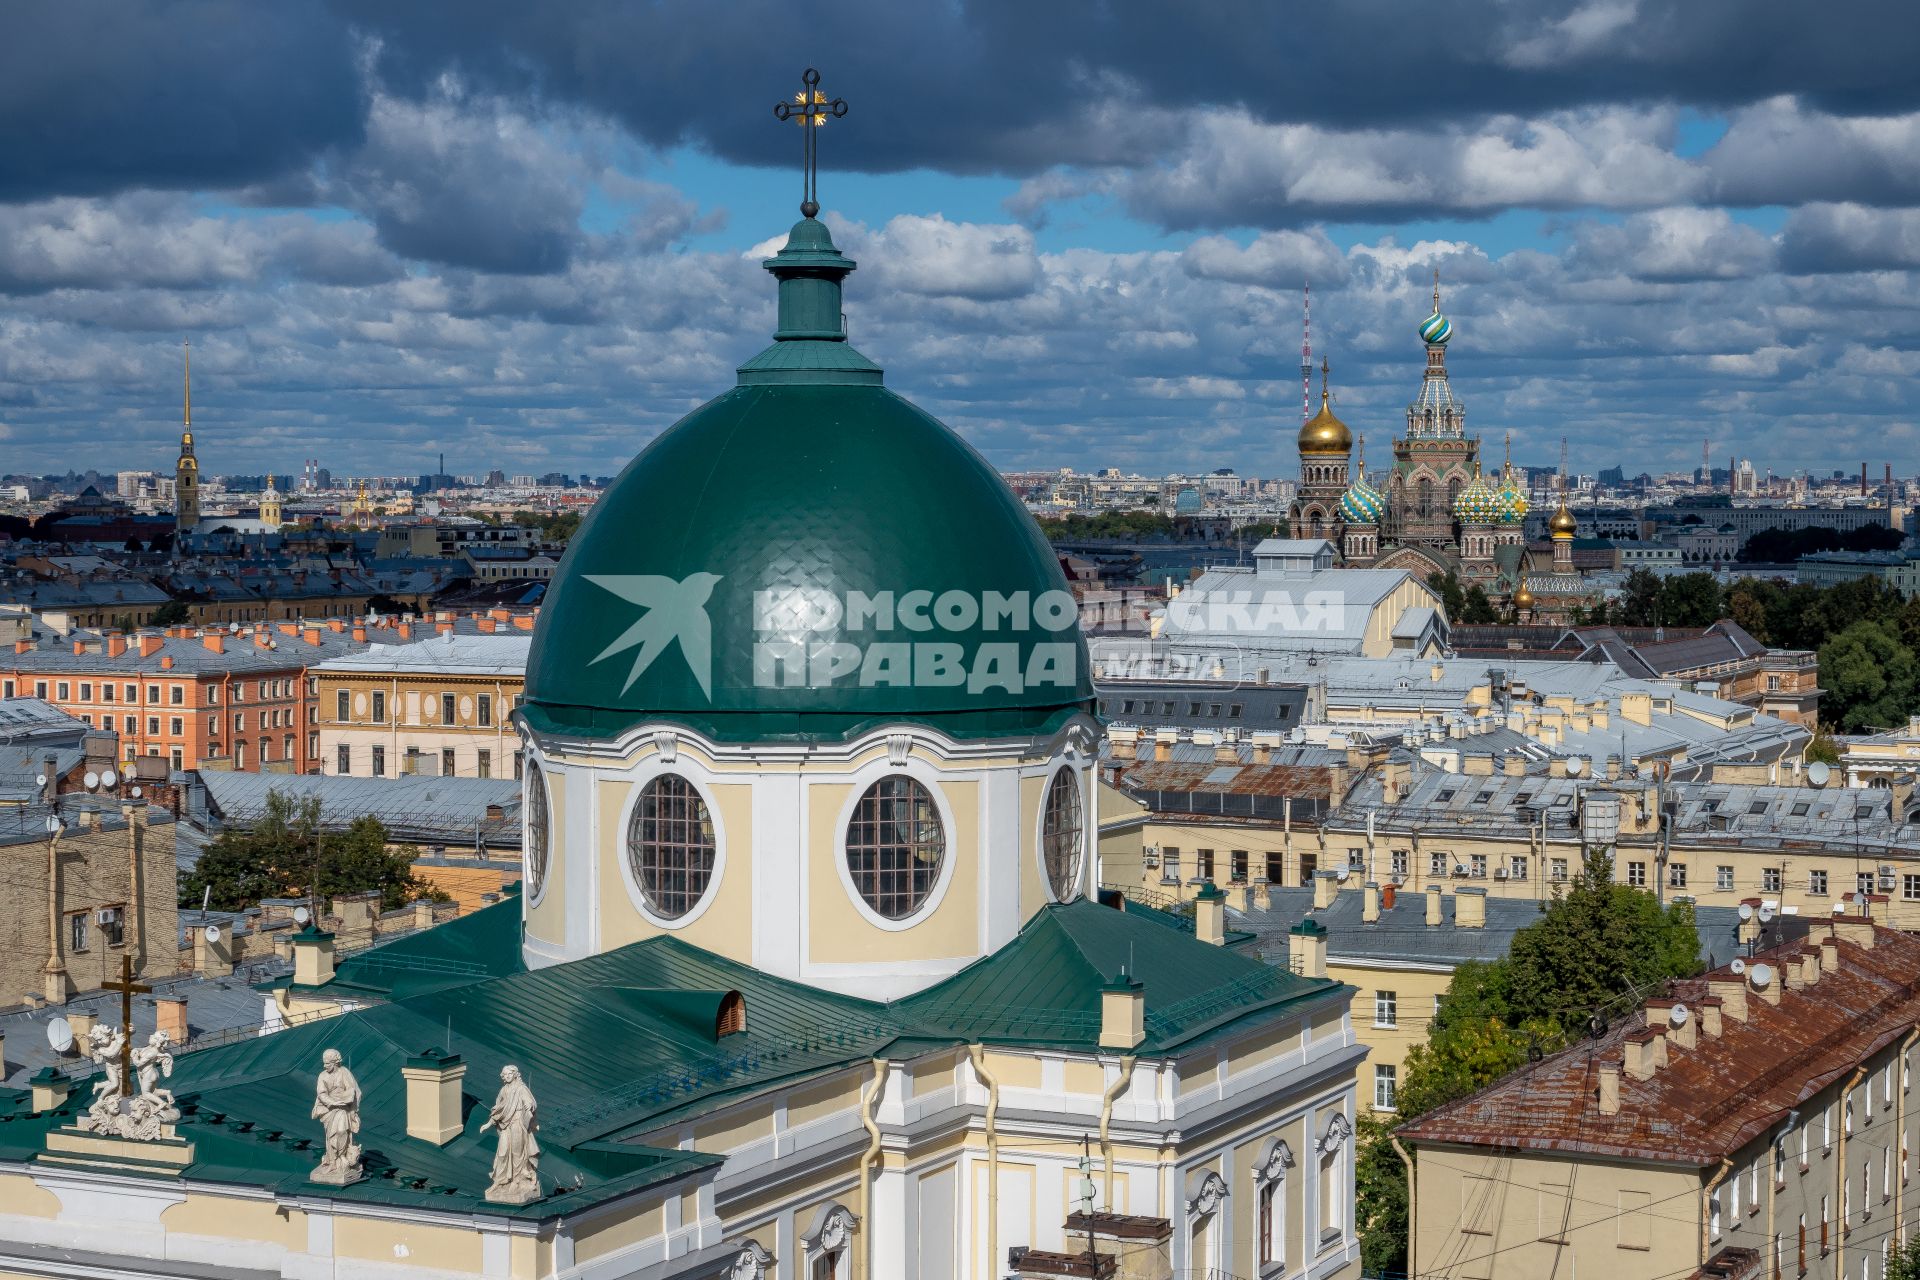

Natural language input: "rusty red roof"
[1398,922,1920,1167]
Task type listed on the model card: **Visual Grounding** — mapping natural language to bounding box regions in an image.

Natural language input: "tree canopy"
[179,789,444,913]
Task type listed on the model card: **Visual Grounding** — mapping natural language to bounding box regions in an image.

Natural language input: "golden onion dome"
[1549,503,1577,536]
[1514,583,1536,609]
[1299,355,1352,455]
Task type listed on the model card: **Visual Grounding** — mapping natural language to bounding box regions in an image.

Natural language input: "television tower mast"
[1301,282,1313,426]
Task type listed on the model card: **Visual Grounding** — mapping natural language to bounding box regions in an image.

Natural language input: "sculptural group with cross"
[772,67,848,219]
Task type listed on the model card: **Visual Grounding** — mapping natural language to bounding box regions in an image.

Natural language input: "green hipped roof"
[522,216,1093,744]
[0,900,1338,1219]
[313,891,529,1000]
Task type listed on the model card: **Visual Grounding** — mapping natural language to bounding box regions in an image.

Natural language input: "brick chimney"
[160,655,173,669]
[1698,995,1723,1039]
[201,633,224,654]
[1597,1064,1621,1115]
[139,634,165,657]
[1455,886,1486,929]
[1623,1027,1666,1081]
[1426,885,1444,926]
[1312,870,1340,910]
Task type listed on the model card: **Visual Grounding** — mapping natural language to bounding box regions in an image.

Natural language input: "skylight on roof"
[1204,766,1242,785]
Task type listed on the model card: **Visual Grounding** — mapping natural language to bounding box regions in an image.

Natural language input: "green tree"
[179,789,442,913]
[1459,584,1499,625]
[1615,568,1665,626]
[1805,728,1842,766]
[1426,571,1467,622]
[1819,620,1919,731]
[1726,581,1773,642]
[1891,1233,1920,1280]
[150,600,190,627]
[1657,573,1723,628]
[1354,1113,1412,1273]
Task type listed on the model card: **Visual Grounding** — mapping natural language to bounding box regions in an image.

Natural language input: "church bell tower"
[175,340,200,541]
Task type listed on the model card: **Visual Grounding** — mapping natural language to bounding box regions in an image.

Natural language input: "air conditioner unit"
[95,907,119,925]
[1493,868,1510,880]
[1880,874,1898,892]
[1389,874,1407,886]
[1452,864,1469,878]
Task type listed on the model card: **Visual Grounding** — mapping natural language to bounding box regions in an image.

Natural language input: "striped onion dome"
[1419,309,1453,345]
[1338,467,1387,525]
[1453,465,1500,525]
[1493,468,1529,525]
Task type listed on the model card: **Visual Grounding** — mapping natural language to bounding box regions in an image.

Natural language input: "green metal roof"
[0,899,1336,1219]
[523,216,1093,744]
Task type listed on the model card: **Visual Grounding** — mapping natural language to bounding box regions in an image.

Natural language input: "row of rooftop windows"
[2,677,306,705]
[331,690,508,726]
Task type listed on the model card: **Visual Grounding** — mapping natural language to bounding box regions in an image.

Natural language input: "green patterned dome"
[1493,468,1529,525]
[1453,465,1500,525]
[1338,467,1386,525]
[1418,309,1453,345]
[522,217,1093,743]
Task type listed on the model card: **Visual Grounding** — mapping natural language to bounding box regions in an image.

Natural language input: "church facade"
[1288,285,1551,608]
[0,114,1365,1280]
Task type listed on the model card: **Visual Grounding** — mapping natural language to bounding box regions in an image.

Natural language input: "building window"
[233,712,245,732]
[337,745,350,774]
[1904,875,1920,902]
[101,906,124,947]
[1429,852,1448,877]
[513,750,523,781]
[1162,847,1181,884]
[371,745,385,777]
[34,681,47,699]
[1551,857,1569,881]
[1374,991,1398,1028]
[204,685,216,704]
[1230,849,1249,883]
[170,685,183,705]
[284,734,295,761]
[170,717,183,735]
[1266,851,1285,883]
[844,776,945,921]
[1469,853,1487,878]
[1391,849,1408,878]
[371,691,386,723]
[1764,867,1782,893]
[1258,1172,1286,1268]
[627,775,717,920]
[1857,872,1875,898]
[261,738,274,763]
[1196,848,1215,881]
[1668,863,1688,889]
[1347,848,1365,870]
[147,716,159,735]
[1374,1065,1397,1111]
[336,690,349,721]
[477,750,492,779]
[1718,865,1735,891]
[123,683,136,702]
[441,748,456,777]
[1297,853,1316,886]
[1810,869,1828,896]
[478,695,492,727]
[1041,767,1084,902]
[56,681,70,700]
[524,762,549,897]
[170,749,182,770]
[1509,855,1528,880]
[70,912,88,953]
[148,684,160,704]
[1627,861,1647,887]
[441,692,456,724]
[79,682,92,701]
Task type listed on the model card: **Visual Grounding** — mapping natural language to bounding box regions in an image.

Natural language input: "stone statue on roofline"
[482,1064,541,1204]
[77,1025,180,1140]
[310,1048,364,1185]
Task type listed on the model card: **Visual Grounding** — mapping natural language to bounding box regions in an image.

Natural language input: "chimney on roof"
[1153,734,1171,763]
[1503,754,1525,777]
[292,924,336,987]
[1426,885,1444,927]
[160,655,173,670]
[1819,936,1839,975]
[1313,870,1340,911]
[1214,741,1237,764]
[201,633,223,654]
[1786,950,1820,991]
[71,639,85,656]
[1623,1027,1666,1081]
[1597,1064,1621,1116]
[1194,883,1226,946]
[1289,918,1328,980]
[1363,881,1380,924]
[1455,886,1486,929]
[138,634,164,657]
[303,627,321,645]
[1110,733,1136,762]
[1707,974,1749,1022]
[401,1048,468,1145]
[512,615,534,631]
[1699,996,1723,1039]
[1832,918,1875,950]
[106,635,127,658]
[328,619,345,632]
[1100,973,1146,1050]
[351,626,366,642]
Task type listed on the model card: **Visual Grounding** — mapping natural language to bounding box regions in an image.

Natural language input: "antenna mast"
[1301,282,1313,426]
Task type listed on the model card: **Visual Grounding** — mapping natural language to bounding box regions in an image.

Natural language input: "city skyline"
[0,3,1917,479]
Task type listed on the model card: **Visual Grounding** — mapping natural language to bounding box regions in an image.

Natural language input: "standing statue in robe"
[310,1049,363,1185]
[481,1064,541,1204]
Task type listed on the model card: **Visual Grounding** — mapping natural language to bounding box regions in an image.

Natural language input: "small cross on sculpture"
[77,953,180,1141]
[772,67,848,219]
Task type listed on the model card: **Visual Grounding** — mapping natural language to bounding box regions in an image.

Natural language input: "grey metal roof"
[196,770,521,849]
[1093,680,1311,733]
[311,632,531,676]
[1231,886,1748,971]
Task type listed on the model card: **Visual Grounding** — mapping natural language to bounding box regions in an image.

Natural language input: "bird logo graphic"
[584,573,724,698]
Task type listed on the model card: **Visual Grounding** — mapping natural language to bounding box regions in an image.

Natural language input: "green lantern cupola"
[737,217,883,387]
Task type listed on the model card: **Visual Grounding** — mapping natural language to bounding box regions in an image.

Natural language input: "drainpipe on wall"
[1098,1055,1138,1206]
[968,1045,1002,1280]
[1836,1063,1867,1280]
[1392,1137,1416,1276]
[856,1058,889,1280]
[1896,1028,1920,1251]
[1700,1156,1732,1268]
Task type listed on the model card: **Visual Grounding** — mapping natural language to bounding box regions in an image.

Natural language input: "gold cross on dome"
[772,67,848,219]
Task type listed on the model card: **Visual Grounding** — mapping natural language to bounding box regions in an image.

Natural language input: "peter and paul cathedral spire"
[175,339,200,543]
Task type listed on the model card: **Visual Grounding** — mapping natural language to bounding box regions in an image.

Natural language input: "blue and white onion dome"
[1419,307,1452,345]
[1338,463,1387,525]
[1453,464,1501,525]
[1493,468,1529,525]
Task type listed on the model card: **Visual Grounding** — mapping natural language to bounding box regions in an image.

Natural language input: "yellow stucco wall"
[806,777,981,964]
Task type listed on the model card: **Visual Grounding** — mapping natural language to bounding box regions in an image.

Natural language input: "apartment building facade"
[313,630,530,780]
[1400,917,1920,1280]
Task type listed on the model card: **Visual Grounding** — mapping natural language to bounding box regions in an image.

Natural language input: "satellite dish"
[203,924,223,944]
[83,771,100,791]
[1759,905,1775,923]
[1669,1003,1689,1027]
[44,815,63,835]
[130,786,143,799]
[1737,903,1754,921]
[34,773,47,788]
[1336,869,1350,883]
[229,622,240,633]
[293,906,311,925]
[1731,958,1747,975]
[100,769,117,789]
[1749,962,1774,989]
[1807,761,1831,788]
[1566,756,1586,776]
[46,1017,73,1053]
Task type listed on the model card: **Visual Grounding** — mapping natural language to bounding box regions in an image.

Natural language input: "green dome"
[523,218,1092,743]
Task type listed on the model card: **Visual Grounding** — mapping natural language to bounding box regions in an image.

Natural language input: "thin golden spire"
[1320,355,1330,407]
[1432,267,1441,314]
[182,339,191,430]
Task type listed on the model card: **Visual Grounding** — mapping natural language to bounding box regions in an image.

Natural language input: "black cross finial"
[772,68,848,219]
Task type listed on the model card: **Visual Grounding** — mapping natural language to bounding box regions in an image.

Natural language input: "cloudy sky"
[2,1,1918,482]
